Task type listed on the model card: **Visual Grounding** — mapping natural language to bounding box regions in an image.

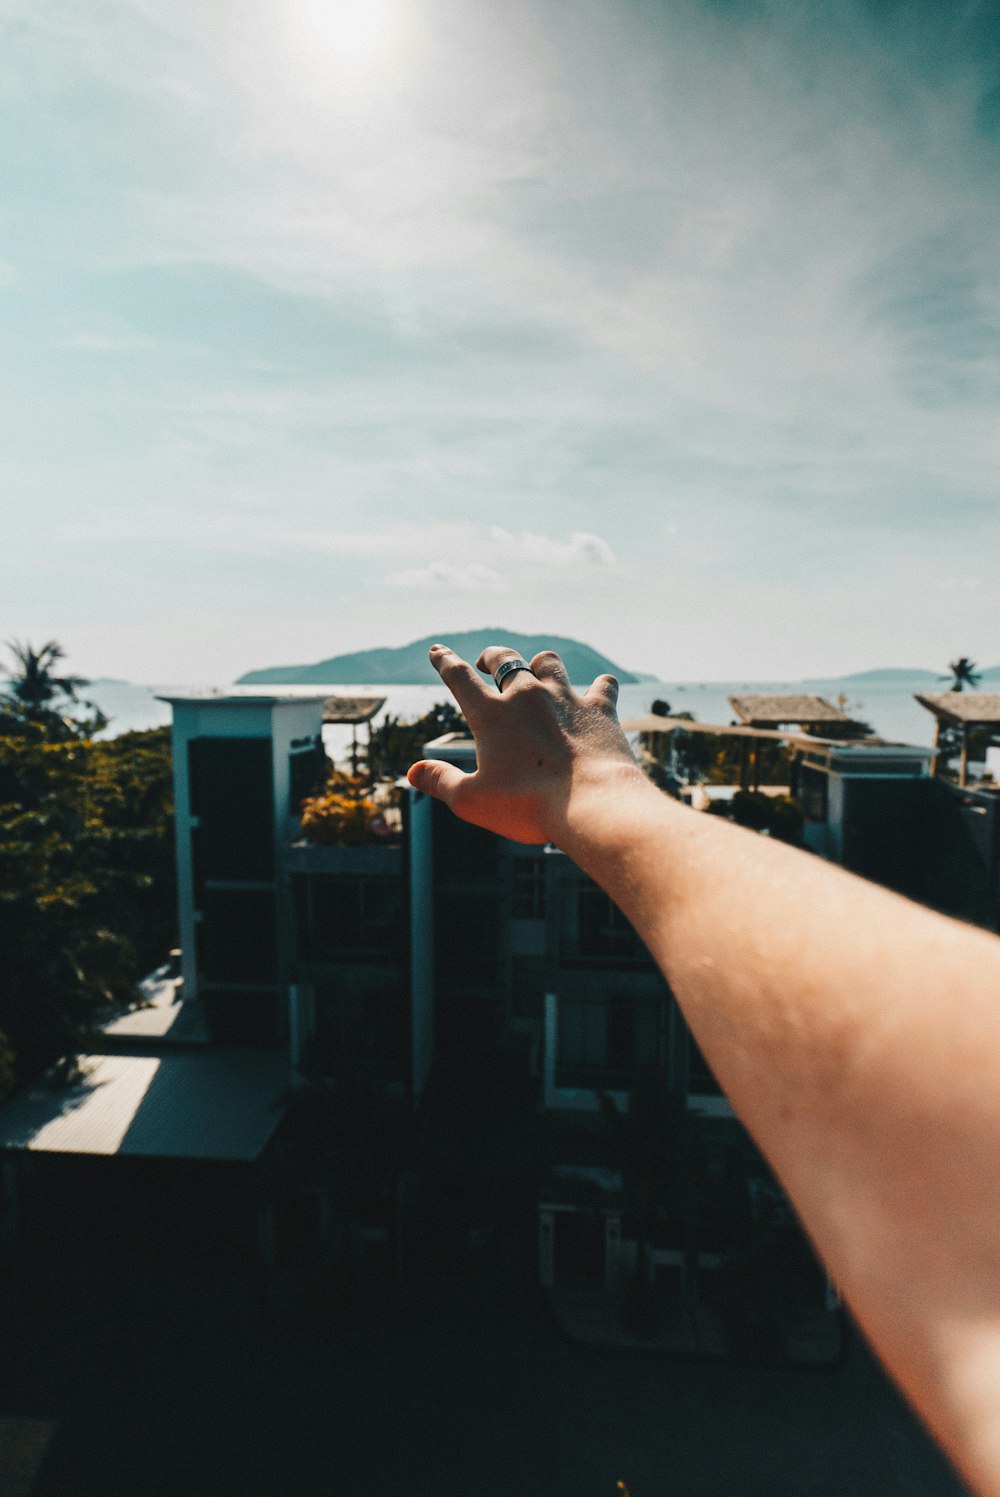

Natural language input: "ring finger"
[476,644,536,691]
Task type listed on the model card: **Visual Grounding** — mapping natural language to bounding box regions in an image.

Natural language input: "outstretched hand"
[406,643,643,845]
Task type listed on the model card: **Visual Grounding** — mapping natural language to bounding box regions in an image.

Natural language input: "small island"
[237,629,638,687]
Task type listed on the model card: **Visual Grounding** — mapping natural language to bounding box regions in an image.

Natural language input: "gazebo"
[625,694,865,793]
[914,693,1000,787]
[619,713,839,792]
[728,694,856,732]
[322,695,386,777]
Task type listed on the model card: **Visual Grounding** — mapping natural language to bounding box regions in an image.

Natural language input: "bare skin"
[409,642,1000,1497]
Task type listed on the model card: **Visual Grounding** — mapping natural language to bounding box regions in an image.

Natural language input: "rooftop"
[622,713,820,744]
[321,695,386,725]
[421,731,477,766]
[156,687,330,707]
[914,692,1000,728]
[101,964,210,1045]
[729,694,854,728]
[0,1048,288,1162]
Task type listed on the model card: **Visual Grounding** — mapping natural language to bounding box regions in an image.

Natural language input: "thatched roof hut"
[728,694,853,729]
[914,693,1000,786]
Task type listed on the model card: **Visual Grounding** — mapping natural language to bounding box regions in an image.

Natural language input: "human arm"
[408,642,1000,1497]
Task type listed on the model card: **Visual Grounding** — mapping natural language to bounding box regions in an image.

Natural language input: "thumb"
[407,758,468,807]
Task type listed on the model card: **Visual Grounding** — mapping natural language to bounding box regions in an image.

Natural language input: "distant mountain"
[832,666,1000,687]
[237,630,637,687]
[831,668,940,685]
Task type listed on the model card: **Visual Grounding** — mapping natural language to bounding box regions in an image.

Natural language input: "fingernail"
[429,643,446,655]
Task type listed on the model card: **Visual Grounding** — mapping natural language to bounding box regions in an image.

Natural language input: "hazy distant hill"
[833,666,1000,686]
[832,668,941,685]
[237,630,637,687]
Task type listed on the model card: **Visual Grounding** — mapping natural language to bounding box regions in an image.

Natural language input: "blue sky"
[2,0,999,683]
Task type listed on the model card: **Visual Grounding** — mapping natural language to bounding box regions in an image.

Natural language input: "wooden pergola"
[914,693,1000,787]
[322,695,386,777]
[621,715,826,747]
[619,713,846,791]
[728,694,856,731]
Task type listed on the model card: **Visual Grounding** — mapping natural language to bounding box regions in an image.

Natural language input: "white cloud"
[491,528,617,568]
[387,562,506,592]
[6,0,1000,682]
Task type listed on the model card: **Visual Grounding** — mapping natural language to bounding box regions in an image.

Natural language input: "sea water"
[83,674,944,761]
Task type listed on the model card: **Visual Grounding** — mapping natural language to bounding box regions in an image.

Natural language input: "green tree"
[365,701,465,782]
[706,789,804,844]
[0,639,106,739]
[944,657,981,692]
[0,725,175,1101]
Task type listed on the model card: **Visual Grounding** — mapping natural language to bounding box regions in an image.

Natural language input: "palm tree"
[943,657,981,693]
[1,639,105,738]
[2,639,88,710]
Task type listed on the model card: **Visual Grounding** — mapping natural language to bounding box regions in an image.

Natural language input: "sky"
[2,0,999,684]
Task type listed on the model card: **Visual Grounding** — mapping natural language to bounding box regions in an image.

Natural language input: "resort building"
[5,683,994,1352]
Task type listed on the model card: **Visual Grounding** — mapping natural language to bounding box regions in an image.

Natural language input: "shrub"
[300,773,377,846]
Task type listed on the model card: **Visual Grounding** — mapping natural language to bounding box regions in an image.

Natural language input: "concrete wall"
[408,789,435,1103]
[165,695,325,1021]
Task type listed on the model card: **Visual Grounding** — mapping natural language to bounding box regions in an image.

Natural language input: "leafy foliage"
[669,726,794,787]
[0,725,175,1099]
[299,772,378,846]
[0,638,107,740]
[705,790,804,844]
[366,701,465,782]
[944,657,981,692]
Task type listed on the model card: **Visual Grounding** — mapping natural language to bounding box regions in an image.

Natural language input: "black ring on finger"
[493,657,534,691]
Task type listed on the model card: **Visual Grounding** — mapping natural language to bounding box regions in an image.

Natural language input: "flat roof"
[422,732,477,764]
[0,1049,288,1162]
[914,692,1000,728]
[729,694,853,727]
[101,967,210,1044]
[156,688,330,706]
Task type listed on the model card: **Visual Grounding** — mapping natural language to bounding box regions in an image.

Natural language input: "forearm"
[560,770,1000,1495]
[412,639,1000,1494]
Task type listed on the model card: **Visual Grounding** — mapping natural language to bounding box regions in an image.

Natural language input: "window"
[289,738,327,813]
[799,766,828,824]
[295,874,402,960]
[555,995,663,1089]
[569,886,649,963]
[188,737,274,881]
[512,854,546,919]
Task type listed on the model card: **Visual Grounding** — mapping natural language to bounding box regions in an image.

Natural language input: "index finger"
[428,643,495,725]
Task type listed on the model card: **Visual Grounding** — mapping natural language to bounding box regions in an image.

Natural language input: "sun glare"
[292,0,399,70]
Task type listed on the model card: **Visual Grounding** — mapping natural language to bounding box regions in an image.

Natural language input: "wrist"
[553,758,672,864]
